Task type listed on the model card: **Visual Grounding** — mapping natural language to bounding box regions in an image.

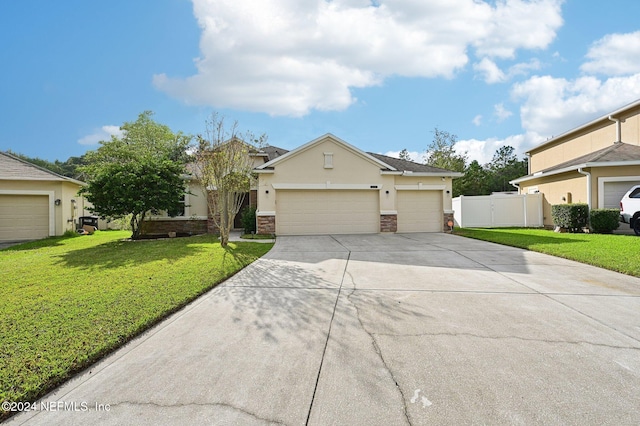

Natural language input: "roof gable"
[256,133,396,171]
[0,151,84,184]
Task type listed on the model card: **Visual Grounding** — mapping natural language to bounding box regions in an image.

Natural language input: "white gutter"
[577,167,592,209]
[510,159,640,185]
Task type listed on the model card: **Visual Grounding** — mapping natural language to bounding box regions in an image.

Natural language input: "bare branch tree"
[193,113,266,247]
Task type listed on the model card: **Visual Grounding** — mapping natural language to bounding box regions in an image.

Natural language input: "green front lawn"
[454,228,640,277]
[0,231,273,415]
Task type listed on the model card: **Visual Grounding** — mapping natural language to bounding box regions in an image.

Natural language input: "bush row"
[551,203,620,233]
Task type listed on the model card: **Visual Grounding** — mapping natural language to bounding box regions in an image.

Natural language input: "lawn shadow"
[51,235,214,270]
[1,235,77,251]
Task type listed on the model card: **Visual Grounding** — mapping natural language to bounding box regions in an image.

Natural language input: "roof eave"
[510,159,640,184]
[402,171,464,177]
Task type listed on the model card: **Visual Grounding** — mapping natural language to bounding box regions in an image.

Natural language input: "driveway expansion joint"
[305,236,351,425]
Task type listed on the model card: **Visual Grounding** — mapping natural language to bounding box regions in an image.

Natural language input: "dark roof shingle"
[541,142,640,173]
[367,152,456,173]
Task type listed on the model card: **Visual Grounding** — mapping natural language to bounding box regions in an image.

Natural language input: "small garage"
[1,151,88,241]
[0,194,50,241]
[396,190,443,233]
[276,190,379,235]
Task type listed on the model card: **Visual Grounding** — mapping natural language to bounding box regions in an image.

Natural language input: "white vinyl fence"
[452,193,543,228]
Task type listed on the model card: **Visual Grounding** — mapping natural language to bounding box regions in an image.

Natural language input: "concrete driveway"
[9,233,640,425]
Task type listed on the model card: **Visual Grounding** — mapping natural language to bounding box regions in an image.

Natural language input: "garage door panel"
[397,191,442,233]
[0,195,50,241]
[603,181,640,209]
[277,190,378,235]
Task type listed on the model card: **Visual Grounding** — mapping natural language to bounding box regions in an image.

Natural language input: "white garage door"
[276,190,379,235]
[0,195,50,241]
[397,190,442,233]
[603,181,640,208]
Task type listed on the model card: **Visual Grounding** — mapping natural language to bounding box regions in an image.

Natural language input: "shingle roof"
[540,142,640,173]
[261,145,289,161]
[0,151,76,182]
[367,152,457,174]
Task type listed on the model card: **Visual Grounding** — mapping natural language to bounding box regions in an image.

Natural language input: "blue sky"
[2,0,640,165]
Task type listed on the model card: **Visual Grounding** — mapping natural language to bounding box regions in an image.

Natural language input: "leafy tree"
[486,146,528,193]
[424,128,467,196]
[193,113,266,247]
[79,111,191,239]
[457,160,491,196]
[398,148,412,161]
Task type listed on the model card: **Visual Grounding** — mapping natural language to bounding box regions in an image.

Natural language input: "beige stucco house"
[0,151,90,241]
[146,134,461,236]
[254,134,462,235]
[511,99,640,227]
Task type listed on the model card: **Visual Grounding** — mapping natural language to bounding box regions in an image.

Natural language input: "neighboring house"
[511,99,640,227]
[146,133,462,236]
[0,151,90,241]
[142,143,286,235]
[255,133,462,235]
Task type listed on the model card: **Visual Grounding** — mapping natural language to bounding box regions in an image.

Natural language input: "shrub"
[551,203,589,232]
[240,206,257,234]
[590,209,620,234]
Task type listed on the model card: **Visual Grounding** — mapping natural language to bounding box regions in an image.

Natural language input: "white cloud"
[472,0,564,59]
[474,57,541,84]
[474,58,506,84]
[78,125,124,146]
[581,31,640,76]
[494,103,513,122]
[456,131,543,165]
[472,115,483,126]
[512,73,640,137]
[154,0,564,116]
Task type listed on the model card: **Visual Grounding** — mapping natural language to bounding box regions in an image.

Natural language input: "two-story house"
[511,99,640,227]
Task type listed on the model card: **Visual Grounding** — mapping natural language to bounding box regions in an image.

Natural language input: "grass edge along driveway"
[454,227,640,277]
[0,231,273,419]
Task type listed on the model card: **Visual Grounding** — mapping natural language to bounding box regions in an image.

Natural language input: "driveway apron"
[9,234,640,425]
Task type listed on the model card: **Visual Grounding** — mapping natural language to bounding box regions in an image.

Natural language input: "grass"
[454,227,640,277]
[0,231,273,416]
[240,233,275,240]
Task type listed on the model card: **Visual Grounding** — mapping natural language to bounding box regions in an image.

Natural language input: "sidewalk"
[227,230,275,243]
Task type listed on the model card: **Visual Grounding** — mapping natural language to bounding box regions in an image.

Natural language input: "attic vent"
[324,152,333,169]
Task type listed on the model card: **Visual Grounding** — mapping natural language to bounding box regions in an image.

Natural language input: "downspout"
[608,116,622,143]
[577,167,592,210]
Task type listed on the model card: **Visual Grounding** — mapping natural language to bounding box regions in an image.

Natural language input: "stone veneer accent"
[257,215,276,235]
[443,212,454,233]
[380,214,397,232]
[141,219,207,235]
